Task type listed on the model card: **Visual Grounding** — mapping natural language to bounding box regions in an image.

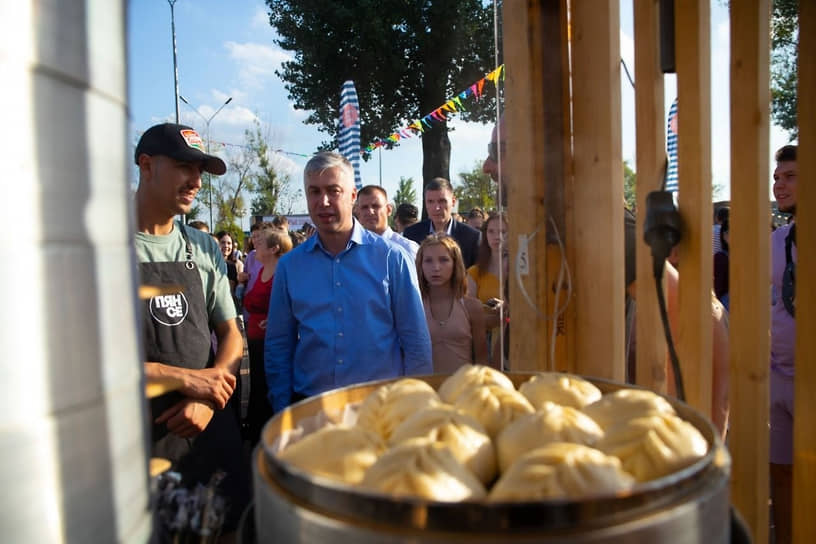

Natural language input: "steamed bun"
[437,364,515,404]
[595,413,708,482]
[496,402,604,472]
[489,443,635,501]
[355,378,440,440]
[453,384,535,437]
[360,438,487,501]
[390,405,497,484]
[519,373,602,409]
[582,388,675,430]
[277,425,386,484]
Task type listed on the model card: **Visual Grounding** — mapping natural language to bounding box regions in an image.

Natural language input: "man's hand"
[155,398,215,438]
[180,367,236,409]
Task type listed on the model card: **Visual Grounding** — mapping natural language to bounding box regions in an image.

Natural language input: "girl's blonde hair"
[416,233,467,299]
[263,226,293,256]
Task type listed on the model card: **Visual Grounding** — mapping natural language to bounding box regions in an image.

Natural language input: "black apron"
[140,222,249,531]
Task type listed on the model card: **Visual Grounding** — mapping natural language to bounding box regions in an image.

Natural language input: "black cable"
[653,264,685,402]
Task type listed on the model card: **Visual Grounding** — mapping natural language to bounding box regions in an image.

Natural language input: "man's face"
[773,160,798,214]
[356,191,393,235]
[141,155,204,216]
[467,216,484,230]
[425,188,455,227]
[305,166,357,236]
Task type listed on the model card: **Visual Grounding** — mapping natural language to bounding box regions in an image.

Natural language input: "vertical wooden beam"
[570,0,625,380]
[634,0,669,392]
[504,1,572,373]
[674,0,713,417]
[793,2,816,541]
[729,1,770,541]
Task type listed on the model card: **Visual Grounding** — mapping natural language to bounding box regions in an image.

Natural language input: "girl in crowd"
[242,225,293,445]
[417,234,489,372]
[466,212,509,366]
[216,231,245,306]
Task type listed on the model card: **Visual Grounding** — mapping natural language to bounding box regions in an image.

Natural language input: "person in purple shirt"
[264,152,432,414]
[769,144,798,544]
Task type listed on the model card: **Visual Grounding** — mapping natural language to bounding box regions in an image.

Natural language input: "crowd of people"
[134,120,799,542]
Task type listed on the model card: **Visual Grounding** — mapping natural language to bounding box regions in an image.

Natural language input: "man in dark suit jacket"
[403,177,481,268]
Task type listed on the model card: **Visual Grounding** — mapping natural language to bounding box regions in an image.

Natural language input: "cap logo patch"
[180,129,205,151]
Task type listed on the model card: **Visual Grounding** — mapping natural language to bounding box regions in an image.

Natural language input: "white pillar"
[0,1,151,541]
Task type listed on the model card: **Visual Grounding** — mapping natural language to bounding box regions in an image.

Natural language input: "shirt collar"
[429,218,453,236]
[307,219,368,255]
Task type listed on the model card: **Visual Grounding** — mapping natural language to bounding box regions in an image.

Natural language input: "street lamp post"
[168,0,180,123]
[179,95,232,230]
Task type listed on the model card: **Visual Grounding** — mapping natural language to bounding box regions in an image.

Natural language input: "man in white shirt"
[357,184,419,262]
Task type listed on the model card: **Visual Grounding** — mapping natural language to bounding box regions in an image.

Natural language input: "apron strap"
[177,220,196,270]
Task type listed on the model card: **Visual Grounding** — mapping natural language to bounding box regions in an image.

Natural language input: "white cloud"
[251,7,270,29]
[224,41,291,88]
[288,102,309,120]
[620,28,635,78]
[211,88,249,106]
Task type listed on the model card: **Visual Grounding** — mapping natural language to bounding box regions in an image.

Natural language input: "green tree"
[454,161,496,213]
[245,120,294,216]
[393,176,417,208]
[624,160,636,211]
[266,0,500,188]
[770,0,798,139]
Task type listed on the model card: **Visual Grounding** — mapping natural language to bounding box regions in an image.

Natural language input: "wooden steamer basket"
[253,373,731,543]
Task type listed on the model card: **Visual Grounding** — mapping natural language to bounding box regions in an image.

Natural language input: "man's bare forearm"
[212,318,243,375]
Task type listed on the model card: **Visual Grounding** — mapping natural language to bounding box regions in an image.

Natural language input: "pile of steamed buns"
[276,365,708,502]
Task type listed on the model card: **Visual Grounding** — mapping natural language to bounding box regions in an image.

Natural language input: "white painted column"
[0,1,151,541]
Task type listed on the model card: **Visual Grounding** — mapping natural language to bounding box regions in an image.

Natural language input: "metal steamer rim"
[260,372,729,533]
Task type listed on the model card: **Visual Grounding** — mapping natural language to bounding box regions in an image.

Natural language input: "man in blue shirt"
[264,152,432,413]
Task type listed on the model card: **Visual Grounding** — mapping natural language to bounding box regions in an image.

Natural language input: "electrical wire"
[653,266,685,401]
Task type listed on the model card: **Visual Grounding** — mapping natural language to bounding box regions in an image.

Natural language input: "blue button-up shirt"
[264,220,432,413]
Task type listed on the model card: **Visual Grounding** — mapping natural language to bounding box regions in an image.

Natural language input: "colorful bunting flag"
[362,64,504,153]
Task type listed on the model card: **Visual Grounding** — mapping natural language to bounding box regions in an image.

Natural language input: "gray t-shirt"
[135,223,236,327]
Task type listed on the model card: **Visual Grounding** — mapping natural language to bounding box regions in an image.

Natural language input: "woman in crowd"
[216,230,245,305]
[417,234,489,372]
[242,224,293,445]
[466,212,509,366]
[713,218,730,311]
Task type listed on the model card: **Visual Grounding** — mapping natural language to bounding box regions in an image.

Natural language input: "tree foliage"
[454,161,497,213]
[266,0,500,186]
[623,161,636,212]
[770,0,798,140]
[393,176,417,208]
[245,120,296,216]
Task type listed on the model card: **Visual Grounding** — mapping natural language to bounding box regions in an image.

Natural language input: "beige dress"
[423,297,473,374]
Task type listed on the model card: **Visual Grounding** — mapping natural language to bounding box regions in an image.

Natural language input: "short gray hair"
[304,151,353,182]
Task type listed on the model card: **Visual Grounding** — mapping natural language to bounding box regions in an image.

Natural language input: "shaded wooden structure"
[503,1,813,542]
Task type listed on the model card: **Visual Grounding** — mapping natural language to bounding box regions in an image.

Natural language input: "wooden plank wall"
[570,0,626,381]
[503,1,573,373]
[793,2,815,541]
[633,0,669,393]
[728,1,770,540]
[674,0,713,418]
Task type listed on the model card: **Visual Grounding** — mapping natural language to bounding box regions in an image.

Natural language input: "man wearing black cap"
[134,123,249,532]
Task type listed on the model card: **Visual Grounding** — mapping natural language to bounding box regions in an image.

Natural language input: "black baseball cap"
[134,123,227,175]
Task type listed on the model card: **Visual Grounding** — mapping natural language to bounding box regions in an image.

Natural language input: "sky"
[128,1,792,229]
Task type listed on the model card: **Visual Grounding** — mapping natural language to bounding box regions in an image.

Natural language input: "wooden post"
[504,1,573,373]
[674,0,713,417]
[570,0,625,380]
[728,1,770,540]
[634,0,669,392]
[793,2,816,541]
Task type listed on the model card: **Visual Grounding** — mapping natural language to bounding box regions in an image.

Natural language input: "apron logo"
[149,293,189,326]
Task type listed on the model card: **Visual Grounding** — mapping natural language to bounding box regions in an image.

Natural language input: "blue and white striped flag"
[338,80,362,189]
[665,98,678,192]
